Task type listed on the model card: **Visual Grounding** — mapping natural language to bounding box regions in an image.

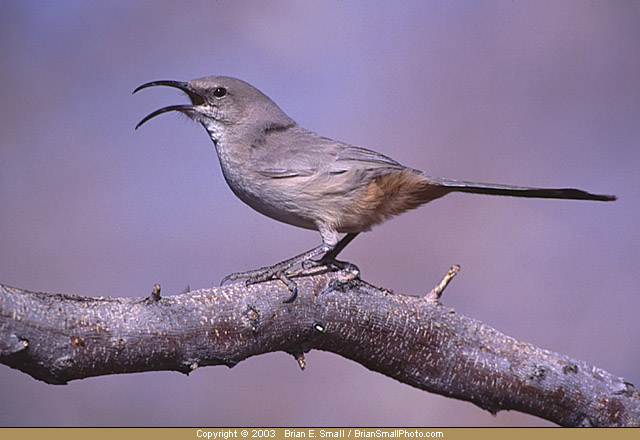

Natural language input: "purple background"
[1,1,638,427]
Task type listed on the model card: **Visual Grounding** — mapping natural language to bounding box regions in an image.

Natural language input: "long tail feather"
[428,177,616,202]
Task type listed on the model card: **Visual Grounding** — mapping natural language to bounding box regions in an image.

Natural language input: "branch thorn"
[150,283,161,301]
[426,265,460,302]
[291,352,306,370]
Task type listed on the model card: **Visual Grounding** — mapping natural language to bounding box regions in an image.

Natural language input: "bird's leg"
[221,241,333,303]
[302,232,360,272]
[320,232,360,266]
[221,229,360,303]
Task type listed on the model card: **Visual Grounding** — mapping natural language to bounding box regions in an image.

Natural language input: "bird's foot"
[301,255,359,274]
[221,264,299,303]
[221,244,331,303]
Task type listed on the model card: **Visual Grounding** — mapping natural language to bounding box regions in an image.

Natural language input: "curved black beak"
[133,80,207,130]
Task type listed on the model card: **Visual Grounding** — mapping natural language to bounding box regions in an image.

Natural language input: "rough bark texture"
[1,271,638,426]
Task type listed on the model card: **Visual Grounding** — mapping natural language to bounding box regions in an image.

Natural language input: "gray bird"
[134,76,615,302]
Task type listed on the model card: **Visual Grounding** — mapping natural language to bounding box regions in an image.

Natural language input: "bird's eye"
[213,87,227,98]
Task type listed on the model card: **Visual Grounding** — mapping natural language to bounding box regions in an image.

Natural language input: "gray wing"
[253,126,405,179]
[332,142,403,168]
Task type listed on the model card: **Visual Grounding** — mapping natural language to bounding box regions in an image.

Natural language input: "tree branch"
[1,270,638,426]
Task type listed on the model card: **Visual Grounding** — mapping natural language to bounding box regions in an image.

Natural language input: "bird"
[134,76,616,302]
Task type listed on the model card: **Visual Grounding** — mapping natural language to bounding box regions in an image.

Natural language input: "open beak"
[133,80,206,130]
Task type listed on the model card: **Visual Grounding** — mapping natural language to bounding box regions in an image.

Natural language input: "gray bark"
[1,270,638,426]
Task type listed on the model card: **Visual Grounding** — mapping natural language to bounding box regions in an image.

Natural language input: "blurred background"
[1,0,638,427]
